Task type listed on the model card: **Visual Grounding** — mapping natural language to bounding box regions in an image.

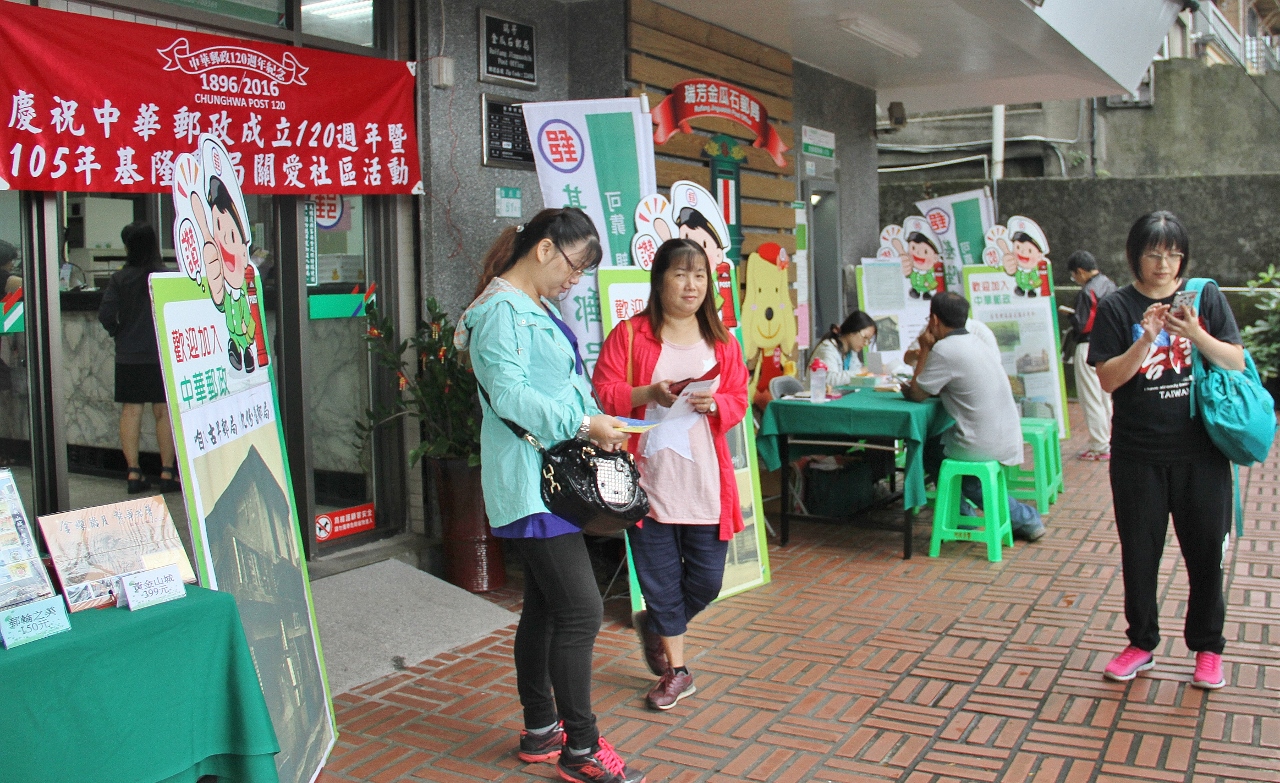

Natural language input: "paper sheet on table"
[641,379,717,460]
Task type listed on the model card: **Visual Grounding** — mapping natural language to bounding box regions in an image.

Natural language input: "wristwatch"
[576,415,591,440]
[708,400,718,414]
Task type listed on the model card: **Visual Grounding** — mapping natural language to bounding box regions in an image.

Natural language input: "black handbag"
[478,386,649,536]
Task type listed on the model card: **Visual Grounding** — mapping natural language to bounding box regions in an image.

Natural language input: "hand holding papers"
[642,377,718,461]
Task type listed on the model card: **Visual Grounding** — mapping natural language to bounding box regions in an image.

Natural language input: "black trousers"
[1109,455,1232,654]
[509,533,602,750]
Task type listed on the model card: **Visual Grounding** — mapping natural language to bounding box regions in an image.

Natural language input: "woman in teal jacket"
[454,208,642,783]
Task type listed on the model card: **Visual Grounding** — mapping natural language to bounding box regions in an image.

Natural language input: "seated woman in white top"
[809,310,877,386]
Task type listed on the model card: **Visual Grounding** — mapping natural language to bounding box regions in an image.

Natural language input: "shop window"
[152,0,286,28]
[301,0,373,48]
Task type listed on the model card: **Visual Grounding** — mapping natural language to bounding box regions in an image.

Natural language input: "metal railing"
[1192,3,1280,73]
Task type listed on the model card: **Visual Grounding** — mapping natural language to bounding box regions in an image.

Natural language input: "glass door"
[0,190,37,518]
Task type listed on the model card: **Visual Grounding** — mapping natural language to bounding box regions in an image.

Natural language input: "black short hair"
[930,291,969,329]
[906,231,939,254]
[1066,250,1097,272]
[1010,231,1043,252]
[1125,211,1189,281]
[0,240,16,267]
[675,208,726,249]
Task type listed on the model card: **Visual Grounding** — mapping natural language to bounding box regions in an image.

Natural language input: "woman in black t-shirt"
[1087,211,1244,691]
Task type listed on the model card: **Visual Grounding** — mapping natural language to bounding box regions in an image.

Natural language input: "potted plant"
[1241,265,1280,408]
[361,299,503,591]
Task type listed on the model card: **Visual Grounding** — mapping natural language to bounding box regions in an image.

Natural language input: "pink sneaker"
[1192,651,1226,690]
[1103,646,1154,682]
[1078,449,1111,462]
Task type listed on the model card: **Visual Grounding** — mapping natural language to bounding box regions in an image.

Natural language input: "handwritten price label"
[121,564,187,611]
[0,595,71,648]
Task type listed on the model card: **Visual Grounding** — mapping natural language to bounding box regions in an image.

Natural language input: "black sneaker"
[517,722,563,763]
[557,737,645,783]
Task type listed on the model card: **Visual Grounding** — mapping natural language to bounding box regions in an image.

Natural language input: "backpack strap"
[1082,288,1099,334]
[1182,278,1214,416]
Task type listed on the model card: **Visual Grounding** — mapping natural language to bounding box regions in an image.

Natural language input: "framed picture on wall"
[481,94,536,170]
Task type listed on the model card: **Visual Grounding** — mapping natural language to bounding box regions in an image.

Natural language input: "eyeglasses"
[1141,251,1184,267]
[555,245,591,276]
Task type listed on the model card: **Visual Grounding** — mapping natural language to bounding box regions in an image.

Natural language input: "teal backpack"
[1185,278,1277,534]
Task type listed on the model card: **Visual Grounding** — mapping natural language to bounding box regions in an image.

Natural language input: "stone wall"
[881,174,1280,287]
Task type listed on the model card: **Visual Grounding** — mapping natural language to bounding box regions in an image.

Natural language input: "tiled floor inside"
[318,404,1279,783]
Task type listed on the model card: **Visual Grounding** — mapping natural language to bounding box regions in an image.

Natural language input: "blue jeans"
[923,435,1044,535]
[627,519,728,638]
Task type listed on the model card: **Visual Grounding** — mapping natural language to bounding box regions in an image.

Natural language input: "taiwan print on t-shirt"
[1088,281,1241,462]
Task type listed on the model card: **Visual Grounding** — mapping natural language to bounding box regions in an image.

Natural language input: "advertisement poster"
[913,187,995,292]
[521,97,656,373]
[966,215,1069,435]
[0,1,421,195]
[0,469,54,612]
[155,137,333,783]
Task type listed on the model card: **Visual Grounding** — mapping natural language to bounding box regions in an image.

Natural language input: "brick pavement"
[318,404,1279,783]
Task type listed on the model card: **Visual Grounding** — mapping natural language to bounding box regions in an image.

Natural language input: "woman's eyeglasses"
[1141,251,1184,267]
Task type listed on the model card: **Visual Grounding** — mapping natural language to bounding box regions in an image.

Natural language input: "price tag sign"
[121,564,187,611]
[0,595,71,649]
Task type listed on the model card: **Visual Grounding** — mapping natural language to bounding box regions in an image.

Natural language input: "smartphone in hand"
[1170,290,1198,313]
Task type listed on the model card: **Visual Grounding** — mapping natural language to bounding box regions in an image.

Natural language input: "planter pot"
[430,458,506,593]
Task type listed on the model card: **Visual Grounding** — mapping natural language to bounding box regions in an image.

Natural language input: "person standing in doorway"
[1089,211,1243,689]
[593,238,749,712]
[98,222,178,494]
[1063,251,1117,460]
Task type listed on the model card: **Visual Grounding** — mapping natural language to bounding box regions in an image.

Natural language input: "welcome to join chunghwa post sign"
[0,1,421,195]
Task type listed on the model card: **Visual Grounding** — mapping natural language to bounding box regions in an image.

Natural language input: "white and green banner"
[913,188,994,293]
[522,97,656,372]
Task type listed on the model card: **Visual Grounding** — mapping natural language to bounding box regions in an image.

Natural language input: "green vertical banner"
[585,113,644,268]
[303,200,318,288]
[951,198,987,266]
[151,273,335,783]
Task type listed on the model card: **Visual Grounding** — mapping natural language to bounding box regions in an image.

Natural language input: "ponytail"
[473,207,604,299]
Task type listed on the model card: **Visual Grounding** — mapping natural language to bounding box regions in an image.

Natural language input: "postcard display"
[0,471,55,613]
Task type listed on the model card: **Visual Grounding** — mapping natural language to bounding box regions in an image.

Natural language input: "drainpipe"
[992,104,1005,179]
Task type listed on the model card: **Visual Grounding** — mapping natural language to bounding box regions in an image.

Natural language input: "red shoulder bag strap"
[1083,289,1099,334]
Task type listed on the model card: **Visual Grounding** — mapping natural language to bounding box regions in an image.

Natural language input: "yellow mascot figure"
[741,242,797,409]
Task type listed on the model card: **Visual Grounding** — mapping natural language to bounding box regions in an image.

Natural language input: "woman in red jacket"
[593,238,749,711]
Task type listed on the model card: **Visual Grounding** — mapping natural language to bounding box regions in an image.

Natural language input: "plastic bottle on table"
[809,359,828,404]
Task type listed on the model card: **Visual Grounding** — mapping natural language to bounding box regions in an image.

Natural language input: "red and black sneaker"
[518,722,564,763]
[557,736,645,783]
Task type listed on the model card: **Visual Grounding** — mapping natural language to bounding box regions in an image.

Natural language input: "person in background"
[98,223,178,494]
[1088,211,1242,689]
[809,310,877,386]
[0,240,23,295]
[903,292,1045,541]
[1061,250,1117,461]
[904,316,998,364]
[454,208,643,783]
[593,238,749,712]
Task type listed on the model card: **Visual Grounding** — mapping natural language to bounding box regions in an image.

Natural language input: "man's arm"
[902,343,934,402]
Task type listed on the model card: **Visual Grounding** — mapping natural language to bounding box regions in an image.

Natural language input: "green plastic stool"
[1006,419,1061,513]
[929,459,1014,562]
[1025,418,1065,495]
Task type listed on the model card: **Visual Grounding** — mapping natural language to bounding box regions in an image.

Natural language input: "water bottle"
[809,359,828,404]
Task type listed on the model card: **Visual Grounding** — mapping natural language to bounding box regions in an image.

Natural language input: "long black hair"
[1125,210,1189,282]
[475,208,602,299]
[120,221,163,270]
[816,309,876,354]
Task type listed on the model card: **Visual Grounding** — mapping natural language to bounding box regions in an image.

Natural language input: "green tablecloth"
[757,392,954,510]
[0,586,280,783]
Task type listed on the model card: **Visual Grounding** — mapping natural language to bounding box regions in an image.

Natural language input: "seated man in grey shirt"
[902,292,1045,541]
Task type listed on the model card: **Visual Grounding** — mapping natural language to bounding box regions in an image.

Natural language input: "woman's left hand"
[689,391,716,414]
[1164,305,1202,342]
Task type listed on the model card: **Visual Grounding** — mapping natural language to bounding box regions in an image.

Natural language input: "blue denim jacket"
[455,278,599,528]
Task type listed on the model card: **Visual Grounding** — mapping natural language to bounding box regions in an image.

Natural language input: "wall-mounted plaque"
[482,94,535,169]
[479,9,536,89]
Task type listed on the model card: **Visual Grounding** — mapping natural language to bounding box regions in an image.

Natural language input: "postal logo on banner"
[536,119,584,173]
[925,208,950,235]
[157,38,309,86]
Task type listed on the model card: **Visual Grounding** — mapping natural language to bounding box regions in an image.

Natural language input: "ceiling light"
[302,0,370,18]
[838,14,922,59]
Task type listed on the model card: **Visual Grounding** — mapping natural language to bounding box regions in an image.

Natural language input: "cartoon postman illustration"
[172,134,268,374]
[983,216,1051,298]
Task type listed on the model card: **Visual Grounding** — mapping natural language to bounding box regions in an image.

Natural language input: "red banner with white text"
[651,78,789,167]
[0,2,421,195]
